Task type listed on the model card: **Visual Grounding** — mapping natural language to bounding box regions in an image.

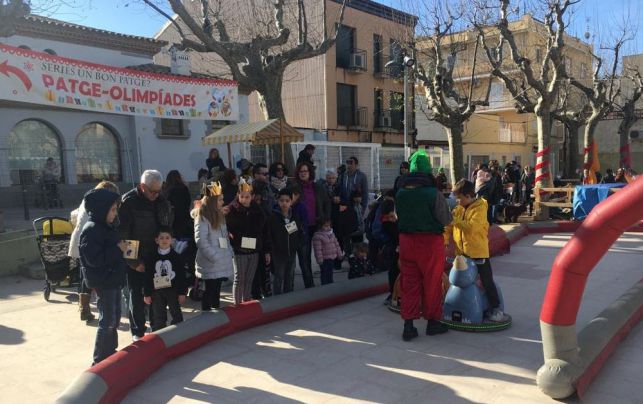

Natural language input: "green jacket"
[396,173,452,234]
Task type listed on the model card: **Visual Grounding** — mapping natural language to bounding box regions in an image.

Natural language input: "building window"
[75,123,122,183]
[8,119,63,185]
[373,34,383,74]
[155,118,191,138]
[336,24,355,69]
[389,39,403,77]
[43,48,57,56]
[205,120,228,134]
[390,91,404,130]
[337,83,356,126]
[535,47,542,63]
[580,62,588,79]
[499,117,526,143]
[18,45,31,50]
[565,57,572,74]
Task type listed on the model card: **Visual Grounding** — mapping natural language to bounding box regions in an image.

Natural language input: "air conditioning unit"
[350,53,366,70]
[630,130,640,140]
[379,113,392,127]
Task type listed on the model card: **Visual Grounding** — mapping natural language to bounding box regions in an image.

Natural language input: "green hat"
[409,149,432,174]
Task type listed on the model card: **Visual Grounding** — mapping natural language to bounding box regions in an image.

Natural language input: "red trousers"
[399,233,445,321]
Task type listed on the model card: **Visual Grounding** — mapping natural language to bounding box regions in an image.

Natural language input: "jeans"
[320,259,334,285]
[202,278,224,311]
[151,288,184,331]
[272,254,296,295]
[475,259,500,309]
[127,269,147,337]
[93,288,122,365]
[297,228,315,288]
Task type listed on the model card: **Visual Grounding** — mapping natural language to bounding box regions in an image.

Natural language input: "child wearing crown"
[225,178,270,304]
[194,181,235,310]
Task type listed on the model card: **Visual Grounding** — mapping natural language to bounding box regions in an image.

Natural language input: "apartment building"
[156,0,417,147]
[416,14,593,178]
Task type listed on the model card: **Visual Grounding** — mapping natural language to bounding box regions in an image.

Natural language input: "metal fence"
[291,142,381,191]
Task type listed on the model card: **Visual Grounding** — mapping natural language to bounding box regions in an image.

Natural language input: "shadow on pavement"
[0,325,25,345]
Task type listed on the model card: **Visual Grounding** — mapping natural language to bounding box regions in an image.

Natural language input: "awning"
[202,118,303,146]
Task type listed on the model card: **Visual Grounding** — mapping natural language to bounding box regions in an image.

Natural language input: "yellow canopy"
[202,118,303,146]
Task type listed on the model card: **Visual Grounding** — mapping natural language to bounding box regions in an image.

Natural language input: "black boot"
[402,320,418,341]
[426,319,448,335]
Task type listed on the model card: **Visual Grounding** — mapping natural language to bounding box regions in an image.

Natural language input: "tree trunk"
[257,74,285,120]
[618,120,634,169]
[534,112,553,220]
[565,122,580,178]
[445,124,465,187]
[534,112,553,188]
[582,114,600,167]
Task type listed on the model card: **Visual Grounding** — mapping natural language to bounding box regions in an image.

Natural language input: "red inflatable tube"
[540,177,643,326]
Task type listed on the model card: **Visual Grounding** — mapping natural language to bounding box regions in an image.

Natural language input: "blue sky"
[38,0,641,55]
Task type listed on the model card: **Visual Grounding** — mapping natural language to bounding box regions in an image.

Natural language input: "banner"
[0,44,238,120]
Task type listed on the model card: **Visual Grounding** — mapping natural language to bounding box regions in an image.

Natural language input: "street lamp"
[386,56,415,161]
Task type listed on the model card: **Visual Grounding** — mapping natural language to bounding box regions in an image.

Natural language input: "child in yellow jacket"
[444,179,509,322]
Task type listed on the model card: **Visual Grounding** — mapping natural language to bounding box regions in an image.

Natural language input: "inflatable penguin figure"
[442,255,512,331]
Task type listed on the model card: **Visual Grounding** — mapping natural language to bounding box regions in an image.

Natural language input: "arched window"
[75,123,122,183]
[43,48,57,56]
[8,120,63,185]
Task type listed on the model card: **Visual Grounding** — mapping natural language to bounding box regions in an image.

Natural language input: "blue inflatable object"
[442,256,512,332]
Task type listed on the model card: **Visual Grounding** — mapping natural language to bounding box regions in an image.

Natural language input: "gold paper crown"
[238,177,253,193]
[207,181,222,197]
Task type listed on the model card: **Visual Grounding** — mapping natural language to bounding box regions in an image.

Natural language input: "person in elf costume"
[395,150,452,341]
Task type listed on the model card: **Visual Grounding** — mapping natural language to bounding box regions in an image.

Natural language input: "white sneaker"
[132,335,142,342]
[488,309,509,322]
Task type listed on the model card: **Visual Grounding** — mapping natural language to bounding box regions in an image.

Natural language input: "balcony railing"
[338,106,368,128]
[374,109,404,131]
[373,53,389,77]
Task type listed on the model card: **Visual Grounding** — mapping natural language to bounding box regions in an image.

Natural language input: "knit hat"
[409,149,432,174]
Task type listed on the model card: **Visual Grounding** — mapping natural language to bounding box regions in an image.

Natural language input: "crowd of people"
[74,145,642,363]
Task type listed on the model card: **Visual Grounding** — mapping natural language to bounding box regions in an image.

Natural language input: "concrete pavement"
[123,233,643,403]
[0,232,641,403]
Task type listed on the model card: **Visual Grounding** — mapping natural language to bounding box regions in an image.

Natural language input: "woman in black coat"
[206,148,226,178]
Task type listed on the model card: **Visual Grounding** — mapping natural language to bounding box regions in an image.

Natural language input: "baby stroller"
[33,217,78,301]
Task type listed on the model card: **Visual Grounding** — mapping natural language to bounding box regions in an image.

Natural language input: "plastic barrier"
[537,176,643,399]
[57,216,643,403]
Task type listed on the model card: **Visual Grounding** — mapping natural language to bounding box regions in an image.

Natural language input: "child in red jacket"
[312,219,343,285]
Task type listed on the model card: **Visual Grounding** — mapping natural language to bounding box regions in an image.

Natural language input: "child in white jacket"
[194,183,234,310]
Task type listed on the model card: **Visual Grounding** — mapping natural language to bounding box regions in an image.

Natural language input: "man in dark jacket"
[79,188,128,365]
[118,169,174,341]
[396,150,452,341]
[336,156,369,210]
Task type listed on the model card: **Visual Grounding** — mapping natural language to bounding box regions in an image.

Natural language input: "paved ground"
[0,232,641,403]
[123,233,643,404]
[1,206,71,232]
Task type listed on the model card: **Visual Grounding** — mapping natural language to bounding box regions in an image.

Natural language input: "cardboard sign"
[241,237,257,250]
[153,275,172,290]
[123,240,139,260]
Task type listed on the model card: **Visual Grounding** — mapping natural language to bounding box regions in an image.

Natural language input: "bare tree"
[143,0,347,120]
[475,0,577,190]
[567,35,626,174]
[0,0,31,36]
[413,2,491,183]
[552,82,588,177]
[616,68,643,169]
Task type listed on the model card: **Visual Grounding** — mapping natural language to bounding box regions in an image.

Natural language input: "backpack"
[365,202,386,243]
